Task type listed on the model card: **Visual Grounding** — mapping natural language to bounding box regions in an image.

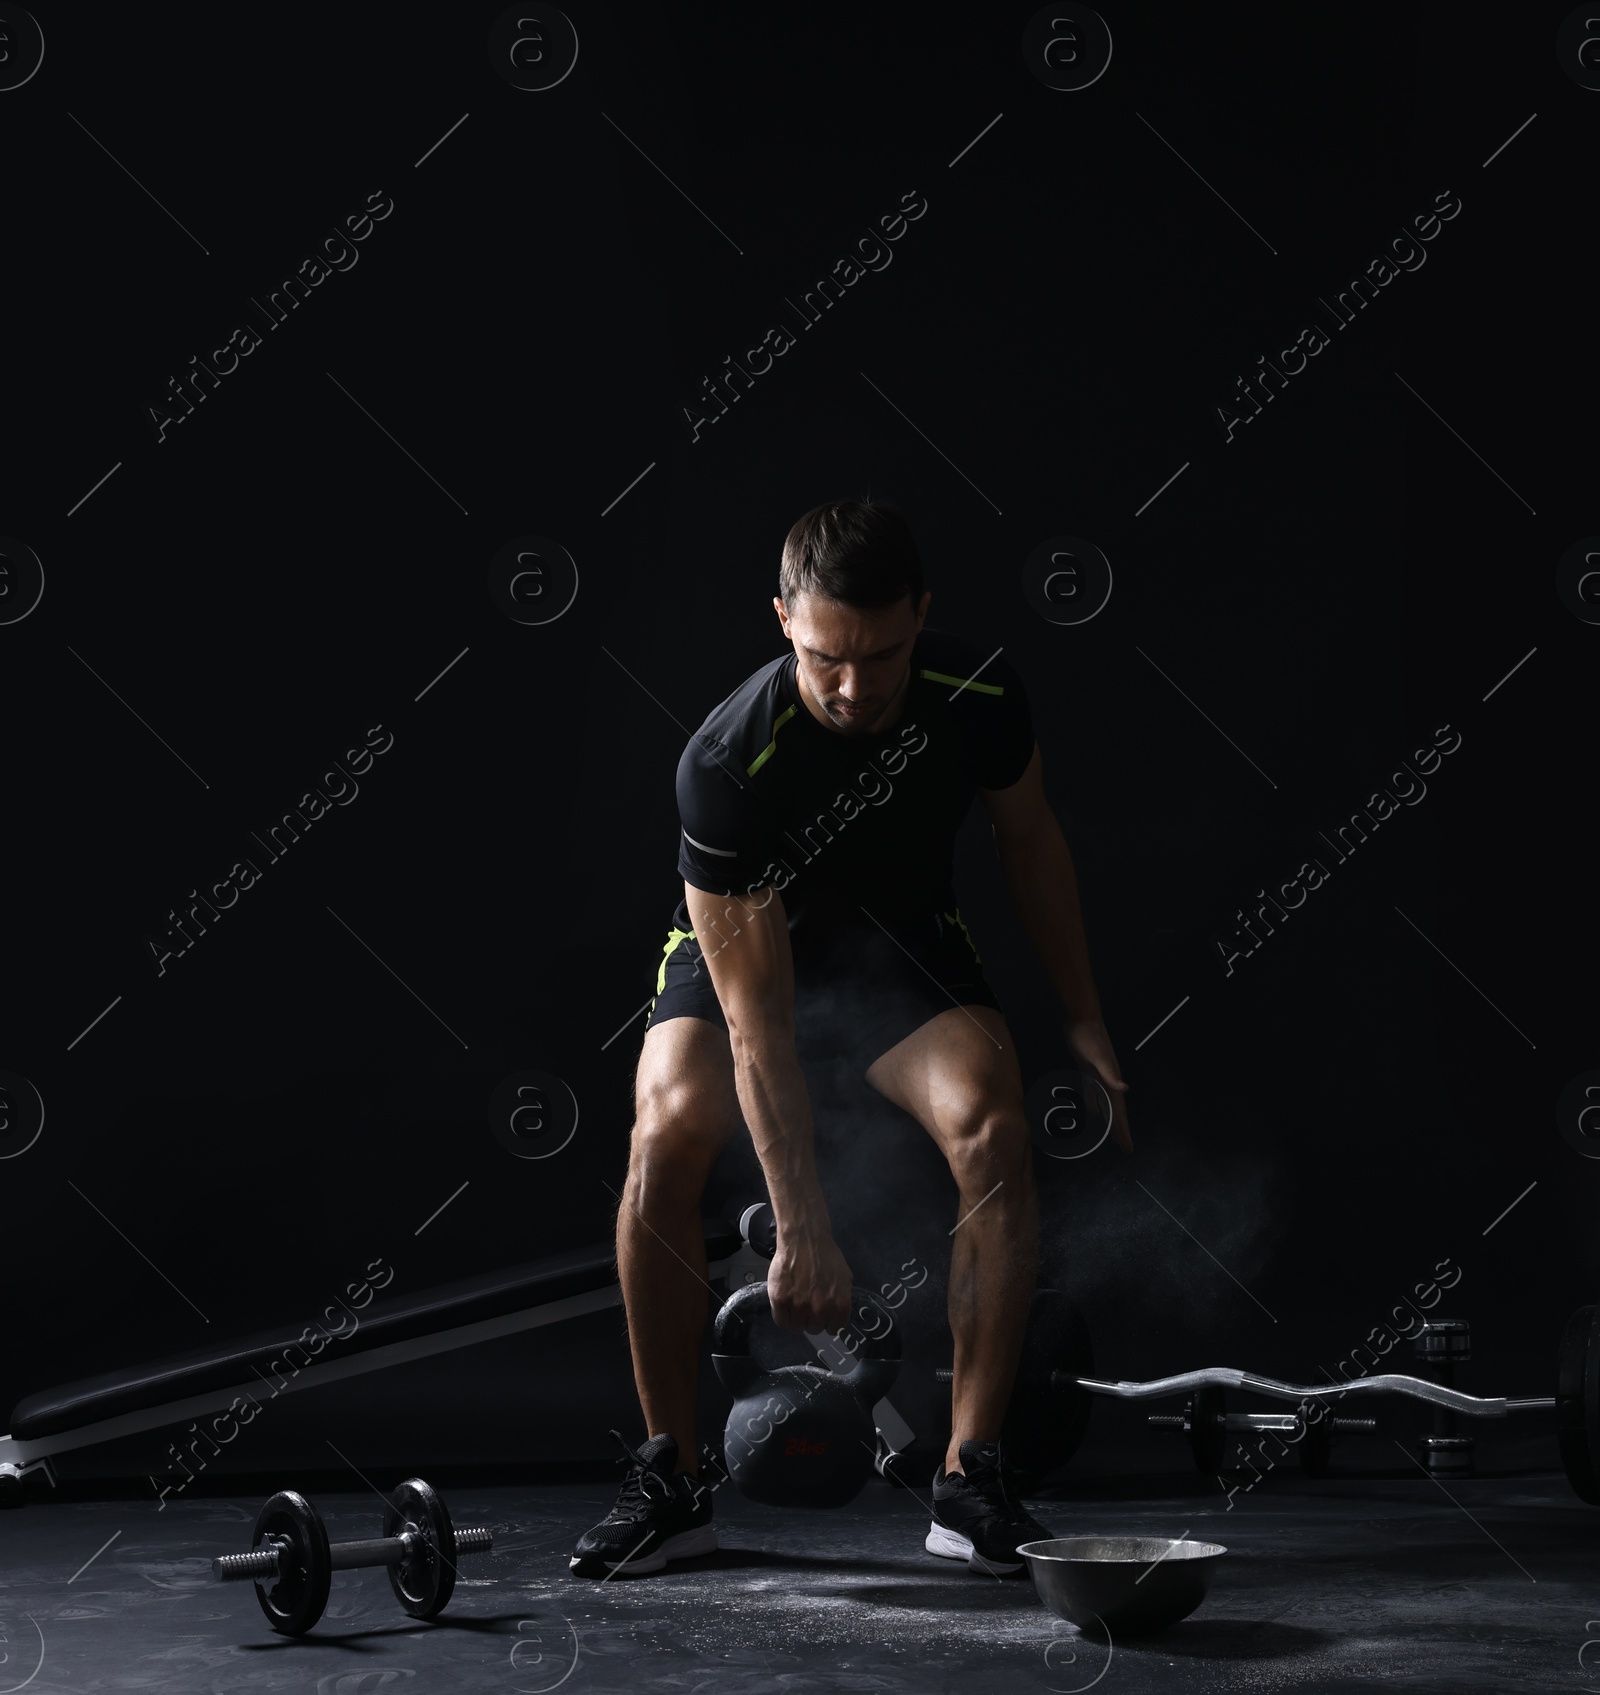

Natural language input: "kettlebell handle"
[712,1280,901,1400]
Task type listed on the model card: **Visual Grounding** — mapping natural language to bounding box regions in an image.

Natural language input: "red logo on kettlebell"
[784,1436,828,1456]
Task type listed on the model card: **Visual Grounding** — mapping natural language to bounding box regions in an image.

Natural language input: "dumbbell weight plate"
[1298,1410,1334,1478]
[1002,1288,1093,1493]
[382,1477,458,1619]
[251,1490,333,1635]
[1557,1305,1600,1504]
[1187,1385,1228,1473]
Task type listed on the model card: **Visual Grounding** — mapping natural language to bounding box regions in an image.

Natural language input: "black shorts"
[643,898,1004,1072]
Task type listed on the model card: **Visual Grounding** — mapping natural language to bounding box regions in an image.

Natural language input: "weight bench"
[0,1224,754,1502]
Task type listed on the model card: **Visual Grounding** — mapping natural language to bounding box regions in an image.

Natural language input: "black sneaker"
[569,1431,718,1578]
[925,1439,1054,1575]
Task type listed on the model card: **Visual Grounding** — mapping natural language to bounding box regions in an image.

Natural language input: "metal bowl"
[1019,1535,1226,1635]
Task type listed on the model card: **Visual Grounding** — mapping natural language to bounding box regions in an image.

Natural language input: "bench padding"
[10,1232,740,1440]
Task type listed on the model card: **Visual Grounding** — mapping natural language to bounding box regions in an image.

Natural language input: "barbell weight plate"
[251,1490,332,1636]
[1558,1305,1600,1505]
[382,1477,458,1619]
[1588,1306,1600,1505]
[1001,1288,1094,1493]
[1187,1384,1228,1474]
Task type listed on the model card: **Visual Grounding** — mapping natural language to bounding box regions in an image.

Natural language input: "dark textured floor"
[2,1446,1592,1694]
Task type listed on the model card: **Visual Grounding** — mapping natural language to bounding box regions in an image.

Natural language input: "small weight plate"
[1559,1305,1600,1504]
[252,1490,332,1635]
[738,1201,777,1260]
[1002,1288,1094,1493]
[1187,1385,1228,1473]
[1298,1410,1334,1478]
[383,1477,457,1619]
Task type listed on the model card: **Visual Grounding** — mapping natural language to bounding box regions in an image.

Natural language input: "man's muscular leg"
[866,1004,1038,1474]
[617,1014,742,1476]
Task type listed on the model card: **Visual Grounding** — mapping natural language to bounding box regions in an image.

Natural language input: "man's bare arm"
[980,744,1132,1150]
[979,745,1103,1020]
[682,879,853,1330]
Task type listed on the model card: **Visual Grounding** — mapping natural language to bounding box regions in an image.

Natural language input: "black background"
[2,3,1592,1474]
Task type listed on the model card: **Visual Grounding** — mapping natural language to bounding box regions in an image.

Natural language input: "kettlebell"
[712,1280,901,1508]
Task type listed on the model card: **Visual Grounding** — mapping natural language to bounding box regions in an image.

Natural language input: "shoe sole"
[924,1519,1025,1576]
[570,1523,718,1578]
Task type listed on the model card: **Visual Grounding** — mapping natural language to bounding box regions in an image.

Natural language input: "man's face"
[775,589,931,736]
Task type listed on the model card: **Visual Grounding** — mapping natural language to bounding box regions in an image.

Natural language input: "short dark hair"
[778,498,923,610]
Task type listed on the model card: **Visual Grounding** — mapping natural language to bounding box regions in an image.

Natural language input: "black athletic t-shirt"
[674,629,1033,945]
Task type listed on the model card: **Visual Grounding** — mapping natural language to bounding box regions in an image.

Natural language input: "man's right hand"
[768,1228,853,1333]
[678,880,850,1332]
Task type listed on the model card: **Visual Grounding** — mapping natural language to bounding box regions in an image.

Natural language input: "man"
[571,497,1130,1579]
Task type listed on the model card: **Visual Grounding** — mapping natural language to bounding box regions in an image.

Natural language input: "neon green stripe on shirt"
[919,667,1003,695]
[747,703,797,774]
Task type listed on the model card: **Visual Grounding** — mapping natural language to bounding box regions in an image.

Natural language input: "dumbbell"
[1145,1319,1470,1479]
[1145,1386,1375,1476]
[214,1476,491,1635]
[1413,1320,1473,1475]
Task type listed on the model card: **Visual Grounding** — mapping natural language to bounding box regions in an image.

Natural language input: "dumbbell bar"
[214,1476,491,1635]
[215,1523,493,1580]
[1147,1387,1375,1476]
[1144,1411,1371,1433]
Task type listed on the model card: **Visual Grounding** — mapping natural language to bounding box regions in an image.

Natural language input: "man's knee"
[943,1105,1033,1193]
[627,1083,723,1206]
